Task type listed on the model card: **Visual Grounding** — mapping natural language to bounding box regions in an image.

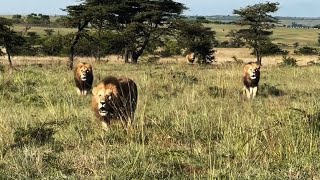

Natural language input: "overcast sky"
[0,0,319,17]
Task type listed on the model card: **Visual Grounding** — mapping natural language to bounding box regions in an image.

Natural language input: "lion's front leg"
[252,86,258,98]
[244,86,251,99]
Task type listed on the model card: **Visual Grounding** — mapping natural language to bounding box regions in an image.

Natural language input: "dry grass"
[1,48,318,67]
[1,59,320,178]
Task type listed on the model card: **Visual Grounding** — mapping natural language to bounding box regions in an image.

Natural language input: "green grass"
[13,25,75,36]
[9,21,319,46]
[206,24,319,47]
[1,62,320,178]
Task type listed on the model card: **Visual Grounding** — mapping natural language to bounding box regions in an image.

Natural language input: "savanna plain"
[1,25,320,178]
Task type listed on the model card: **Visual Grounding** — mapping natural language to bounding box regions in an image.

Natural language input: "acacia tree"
[0,17,25,68]
[233,2,279,64]
[64,0,185,65]
[175,20,217,64]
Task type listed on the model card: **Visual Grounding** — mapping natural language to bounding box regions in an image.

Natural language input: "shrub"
[159,40,181,57]
[279,55,298,67]
[252,41,288,56]
[41,35,67,56]
[294,46,319,55]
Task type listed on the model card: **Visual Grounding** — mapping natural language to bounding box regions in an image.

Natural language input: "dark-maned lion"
[243,62,260,99]
[91,76,138,129]
[74,62,93,95]
[186,52,195,64]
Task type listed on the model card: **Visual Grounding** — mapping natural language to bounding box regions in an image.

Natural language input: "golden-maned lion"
[186,52,195,64]
[74,62,93,95]
[243,62,260,99]
[91,76,138,129]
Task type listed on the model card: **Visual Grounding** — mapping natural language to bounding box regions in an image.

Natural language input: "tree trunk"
[7,49,13,69]
[68,21,89,70]
[131,52,138,64]
[68,32,82,70]
[96,28,102,61]
[131,38,149,64]
[255,48,262,65]
[124,48,129,63]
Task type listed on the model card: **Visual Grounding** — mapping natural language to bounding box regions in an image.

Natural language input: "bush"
[294,46,319,55]
[259,83,285,97]
[41,35,67,56]
[225,30,245,48]
[252,41,288,56]
[279,55,298,67]
[159,40,181,57]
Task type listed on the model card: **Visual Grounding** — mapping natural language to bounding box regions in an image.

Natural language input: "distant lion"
[243,62,260,99]
[91,76,138,129]
[74,62,93,95]
[186,52,195,64]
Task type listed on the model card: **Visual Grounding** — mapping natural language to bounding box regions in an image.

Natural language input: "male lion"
[186,52,195,64]
[243,62,260,99]
[91,76,138,129]
[74,62,93,95]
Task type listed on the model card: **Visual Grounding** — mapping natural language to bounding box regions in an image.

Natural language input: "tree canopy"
[63,0,186,68]
[175,20,217,64]
[233,2,279,64]
[0,17,25,68]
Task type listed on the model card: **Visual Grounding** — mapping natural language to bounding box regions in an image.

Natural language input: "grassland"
[0,59,320,178]
[206,24,320,47]
[9,18,319,47]
[0,15,320,178]
[12,25,75,36]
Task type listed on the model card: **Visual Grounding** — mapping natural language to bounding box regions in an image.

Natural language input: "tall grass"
[0,62,320,178]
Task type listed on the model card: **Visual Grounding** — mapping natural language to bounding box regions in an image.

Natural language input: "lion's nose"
[100,102,106,107]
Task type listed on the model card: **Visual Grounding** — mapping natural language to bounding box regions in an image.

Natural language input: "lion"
[243,62,260,99]
[186,52,195,64]
[74,62,93,95]
[91,76,138,129]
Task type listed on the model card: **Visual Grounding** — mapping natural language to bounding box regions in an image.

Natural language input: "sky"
[0,0,319,17]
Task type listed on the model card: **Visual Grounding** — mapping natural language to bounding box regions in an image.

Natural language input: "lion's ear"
[92,87,97,95]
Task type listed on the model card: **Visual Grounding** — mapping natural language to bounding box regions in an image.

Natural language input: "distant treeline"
[9,14,66,27]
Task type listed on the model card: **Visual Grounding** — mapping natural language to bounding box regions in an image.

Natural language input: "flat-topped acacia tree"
[233,2,279,64]
[64,0,186,68]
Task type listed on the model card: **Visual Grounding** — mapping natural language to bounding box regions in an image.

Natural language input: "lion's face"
[79,66,91,81]
[93,88,114,117]
[247,64,260,80]
[187,53,195,59]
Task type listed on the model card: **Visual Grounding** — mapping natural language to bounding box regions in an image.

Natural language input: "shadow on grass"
[259,83,285,97]
[291,108,320,135]
[170,71,199,85]
[2,120,68,156]
[13,125,55,147]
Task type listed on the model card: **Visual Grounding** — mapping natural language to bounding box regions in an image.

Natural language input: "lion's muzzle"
[98,102,107,116]
[250,70,259,80]
[81,74,87,81]
[250,73,257,79]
